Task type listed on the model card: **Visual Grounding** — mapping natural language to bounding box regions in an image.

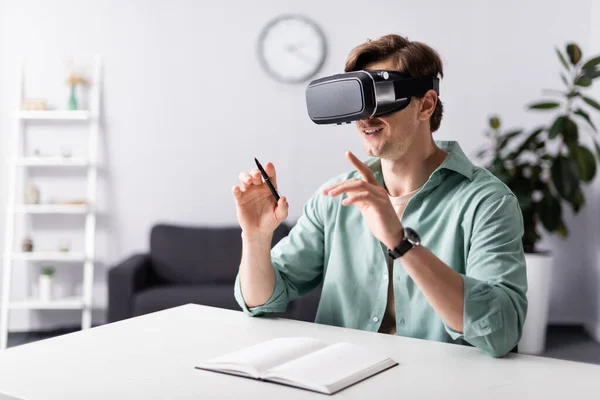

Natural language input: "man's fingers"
[341,191,370,206]
[322,178,360,195]
[250,169,263,185]
[238,172,252,191]
[346,150,378,185]
[263,162,278,189]
[326,179,370,197]
[231,185,242,203]
[274,196,288,222]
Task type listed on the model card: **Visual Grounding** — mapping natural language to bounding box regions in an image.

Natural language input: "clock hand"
[285,44,314,64]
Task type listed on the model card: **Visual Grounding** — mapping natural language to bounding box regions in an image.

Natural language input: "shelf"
[10,252,87,262]
[14,204,91,214]
[8,297,85,310]
[14,157,91,167]
[16,110,91,121]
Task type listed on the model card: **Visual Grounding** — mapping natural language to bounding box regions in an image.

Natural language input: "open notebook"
[195,337,398,395]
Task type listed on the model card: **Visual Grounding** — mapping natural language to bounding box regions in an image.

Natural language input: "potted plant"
[39,266,56,302]
[477,42,600,355]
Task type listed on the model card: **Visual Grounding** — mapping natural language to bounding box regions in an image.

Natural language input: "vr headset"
[305,70,440,125]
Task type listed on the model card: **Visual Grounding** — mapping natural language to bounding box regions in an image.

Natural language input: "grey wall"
[0,0,598,334]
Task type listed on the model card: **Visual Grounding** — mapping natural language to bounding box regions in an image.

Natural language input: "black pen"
[254,157,280,201]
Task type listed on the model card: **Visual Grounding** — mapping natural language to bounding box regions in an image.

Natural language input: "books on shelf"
[195,337,398,395]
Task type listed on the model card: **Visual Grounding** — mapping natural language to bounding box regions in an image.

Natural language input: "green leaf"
[563,117,579,146]
[571,188,585,213]
[489,116,500,129]
[582,55,600,71]
[551,156,579,200]
[571,145,597,182]
[556,219,569,238]
[498,129,522,150]
[528,101,561,110]
[475,149,489,159]
[548,116,566,139]
[561,73,569,87]
[586,69,600,79]
[566,43,582,65]
[583,96,600,111]
[575,75,592,87]
[574,108,597,131]
[539,191,561,231]
[556,47,570,70]
[509,127,544,158]
[585,69,600,79]
[567,91,581,99]
[594,139,600,162]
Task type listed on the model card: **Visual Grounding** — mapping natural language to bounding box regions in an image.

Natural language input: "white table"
[0,304,598,399]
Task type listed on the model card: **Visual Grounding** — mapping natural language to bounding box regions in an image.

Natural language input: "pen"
[254,157,280,201]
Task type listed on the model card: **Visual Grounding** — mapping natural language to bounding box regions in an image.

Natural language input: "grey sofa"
[107,223,322,323]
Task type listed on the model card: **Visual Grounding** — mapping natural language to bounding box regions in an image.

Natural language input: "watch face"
[257,14,327,84]
[404,227,420,246]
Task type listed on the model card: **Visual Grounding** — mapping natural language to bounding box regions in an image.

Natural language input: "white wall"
[0,0,598,332]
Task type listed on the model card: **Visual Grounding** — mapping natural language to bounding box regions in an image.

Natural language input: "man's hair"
[344,34,444,133]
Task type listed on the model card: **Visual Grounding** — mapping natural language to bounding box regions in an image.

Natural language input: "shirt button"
[400,318,405,325]
[372,316,379,323]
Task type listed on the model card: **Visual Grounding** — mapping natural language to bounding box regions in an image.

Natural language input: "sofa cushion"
[150,223,290,284]
[133,285,241,316]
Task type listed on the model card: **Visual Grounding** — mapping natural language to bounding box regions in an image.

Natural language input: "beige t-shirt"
[378,186,422,335]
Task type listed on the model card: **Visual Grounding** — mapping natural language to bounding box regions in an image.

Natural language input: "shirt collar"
[368,140,474,185]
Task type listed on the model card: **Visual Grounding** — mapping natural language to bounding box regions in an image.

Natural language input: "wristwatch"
[387,227,421,259]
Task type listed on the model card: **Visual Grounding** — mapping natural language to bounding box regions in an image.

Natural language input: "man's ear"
[418,89,437,122]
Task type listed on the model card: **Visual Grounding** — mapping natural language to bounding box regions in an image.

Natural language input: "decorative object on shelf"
[65,72,90,110]
[58,239,71,252]
[38,266,56,302]
[61,145,72,158]
[24,183,40,204]
[57,199,87,205]
[476,41,600,355]
[22,235,34,252]
[21,99,47,110]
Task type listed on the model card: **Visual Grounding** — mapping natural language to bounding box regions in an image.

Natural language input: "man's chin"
[364,144,384,158]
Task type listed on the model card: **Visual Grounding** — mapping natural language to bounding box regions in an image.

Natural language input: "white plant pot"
[38,275,53,302]
[519,252,554,355]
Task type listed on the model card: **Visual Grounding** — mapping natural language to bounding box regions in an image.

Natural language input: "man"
[231,34,527,358]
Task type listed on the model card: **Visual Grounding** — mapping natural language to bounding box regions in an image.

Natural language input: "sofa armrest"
[107,254,154,323]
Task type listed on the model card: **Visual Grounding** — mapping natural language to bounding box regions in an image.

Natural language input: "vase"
[519,252,554,355]
[39,275,53,302]
[24,183,40,204]
[68,84,78,110]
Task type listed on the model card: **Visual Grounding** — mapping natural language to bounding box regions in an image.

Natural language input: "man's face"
[356,58,422,160]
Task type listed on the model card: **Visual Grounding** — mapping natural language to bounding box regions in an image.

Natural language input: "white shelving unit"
[14,157,90,167]
[14,204,91,214]
[16,110,91,121]
[0,56,102,350]
[8,297,85,310]
[11,252,88,262]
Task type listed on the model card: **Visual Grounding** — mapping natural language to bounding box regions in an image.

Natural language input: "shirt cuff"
[448,274,504,341]
[234,267,287,316]
[444,321,465,340]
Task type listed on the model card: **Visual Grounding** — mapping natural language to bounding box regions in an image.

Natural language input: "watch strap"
[388,238,413,259]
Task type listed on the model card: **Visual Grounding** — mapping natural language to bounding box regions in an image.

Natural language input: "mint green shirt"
[235,140,528,358]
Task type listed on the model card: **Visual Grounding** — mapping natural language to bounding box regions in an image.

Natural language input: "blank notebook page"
[202,337,326,375]
[264,342,396,392]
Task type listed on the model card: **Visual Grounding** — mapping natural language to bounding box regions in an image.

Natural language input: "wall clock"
[257,14,327,84]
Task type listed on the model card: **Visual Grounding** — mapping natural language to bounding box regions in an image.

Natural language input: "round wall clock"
[257,14,327,84]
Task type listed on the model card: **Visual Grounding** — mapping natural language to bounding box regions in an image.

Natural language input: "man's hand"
[322,151,404,250]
